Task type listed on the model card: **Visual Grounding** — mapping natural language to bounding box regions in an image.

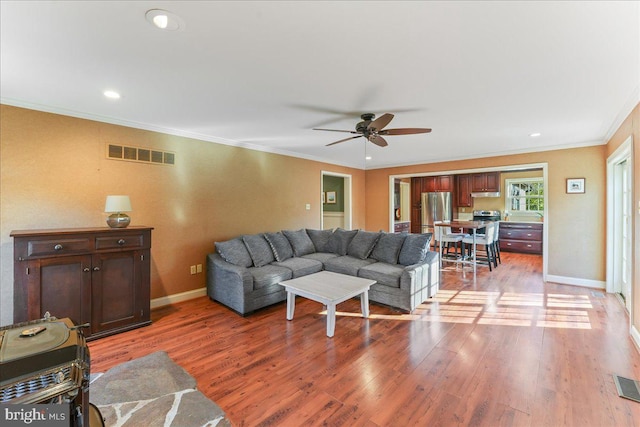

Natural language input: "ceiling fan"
[313,113,431,147]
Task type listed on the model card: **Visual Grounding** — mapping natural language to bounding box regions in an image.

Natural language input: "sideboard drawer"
[96,233,145,250]
[499,229,542,242]
[500,240,542,254]
[27,238,92,257]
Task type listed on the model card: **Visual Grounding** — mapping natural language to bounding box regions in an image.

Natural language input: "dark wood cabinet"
[499,222,542,254]
[11,226,153,340]
[411,177,423,233]
[471,172,501,192]
[456,174,472,207]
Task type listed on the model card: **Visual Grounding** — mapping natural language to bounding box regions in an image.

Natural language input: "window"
[505,178,543,217]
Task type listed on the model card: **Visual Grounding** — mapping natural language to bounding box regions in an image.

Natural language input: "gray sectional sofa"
[206,228,439,315]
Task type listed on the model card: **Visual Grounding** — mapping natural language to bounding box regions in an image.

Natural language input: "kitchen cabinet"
[411,177,423,233]
[423,175,453,193]
[456,174,472,207]
[471,172,501,192]
[11,226,153,340]
[499,222,542,254]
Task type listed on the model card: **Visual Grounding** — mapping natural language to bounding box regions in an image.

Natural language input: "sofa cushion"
[398,233,432,266]
[249,265,292,290]
[264,232,294,262]
[301,252,339,264]
[347,230,381,259]
[326,228,359,256]
[306,229,333,252]
[242,234,275,267]
[324,255,377,276]
[371,232,408,264]
[215,238,253,268]
[358,262,404,288]
[282,229,316,257]
[273,257,323,278]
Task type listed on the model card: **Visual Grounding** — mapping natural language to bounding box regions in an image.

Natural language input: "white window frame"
[504,177,544,219]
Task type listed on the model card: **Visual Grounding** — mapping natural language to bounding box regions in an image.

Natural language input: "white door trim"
[606,136,634,321]
[321,171,352,230]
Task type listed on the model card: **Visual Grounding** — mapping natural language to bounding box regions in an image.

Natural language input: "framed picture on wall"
[326,191,336,204]
[566,178,585,194]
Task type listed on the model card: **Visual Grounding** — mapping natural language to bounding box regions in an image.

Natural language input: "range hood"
[471,191,501,198]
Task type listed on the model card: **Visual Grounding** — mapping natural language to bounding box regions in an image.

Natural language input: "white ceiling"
[1,1,639,169]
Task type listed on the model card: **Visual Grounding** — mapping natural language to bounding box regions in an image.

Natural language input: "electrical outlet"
[190,265,196,275]
[305,203,311,210]
[196,264,203,273]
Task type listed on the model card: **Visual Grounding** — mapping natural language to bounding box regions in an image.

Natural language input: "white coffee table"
[279,271,376,337]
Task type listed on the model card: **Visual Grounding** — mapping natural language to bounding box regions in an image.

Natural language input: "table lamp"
[105,195,132,228]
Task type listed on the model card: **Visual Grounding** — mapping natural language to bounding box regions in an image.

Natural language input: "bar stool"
[462,222,497,271]
[434,223,465,262]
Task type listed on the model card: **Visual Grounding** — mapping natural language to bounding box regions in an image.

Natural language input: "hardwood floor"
[89,252,640,426]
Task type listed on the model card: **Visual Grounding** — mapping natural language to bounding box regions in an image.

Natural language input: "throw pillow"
[398,233,432,266]
[264,231,294,262]
[371,232,408,264]
[215,238,253,268]
[347,230,381,259]
[326,228,359,256]
[282,229,316,257]
[242,234,275,267]
[306,228,333,252]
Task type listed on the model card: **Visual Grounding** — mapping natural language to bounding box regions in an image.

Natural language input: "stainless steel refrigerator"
[421,192,452,234]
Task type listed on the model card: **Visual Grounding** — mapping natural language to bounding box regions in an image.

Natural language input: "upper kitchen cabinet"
[456,174,472,207]
[471,172,501,192]
[414,175,454,193]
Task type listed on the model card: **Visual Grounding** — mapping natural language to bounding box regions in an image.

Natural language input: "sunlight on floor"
[327,288,594,329]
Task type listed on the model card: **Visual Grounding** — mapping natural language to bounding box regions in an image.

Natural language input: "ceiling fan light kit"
[314,113,431,148]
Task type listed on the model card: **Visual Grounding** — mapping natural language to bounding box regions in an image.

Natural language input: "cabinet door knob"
[54,244,63,251]
[83,267,90,272]
[117,239,126,245]
[93,267,100,271]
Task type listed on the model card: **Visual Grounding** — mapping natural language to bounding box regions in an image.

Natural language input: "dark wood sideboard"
[499,222,542,254]
[11,226,153,340]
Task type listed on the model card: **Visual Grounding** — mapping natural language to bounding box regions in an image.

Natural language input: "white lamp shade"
[105,195,132,213]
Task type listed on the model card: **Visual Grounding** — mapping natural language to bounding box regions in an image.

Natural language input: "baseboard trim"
[545,274,606,289]
[151,287,207,309]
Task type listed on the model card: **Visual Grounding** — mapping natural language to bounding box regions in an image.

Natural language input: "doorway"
[607,136,634,314]
[321,171,352,230]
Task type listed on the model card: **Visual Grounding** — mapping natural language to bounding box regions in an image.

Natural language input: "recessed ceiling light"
[103,90,121,99]
[529,132,541,137]
[365,156,372,160]
[145,9,182,31]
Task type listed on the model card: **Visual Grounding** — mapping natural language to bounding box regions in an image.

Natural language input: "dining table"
[433,220,489,275]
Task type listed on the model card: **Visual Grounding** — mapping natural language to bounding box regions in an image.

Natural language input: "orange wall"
[0,105,364,325]
[366,146,607,282]
[1,103,637,331]
[605,103,640,337]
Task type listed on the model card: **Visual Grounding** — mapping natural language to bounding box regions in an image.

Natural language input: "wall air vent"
[107,144,175,165]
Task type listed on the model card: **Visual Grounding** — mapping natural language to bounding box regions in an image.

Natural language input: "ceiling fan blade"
[368,135,388,147]
[313,128,358,133]
[326,135,363,146]
[381,128,432,135]
[367,113,394,132]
